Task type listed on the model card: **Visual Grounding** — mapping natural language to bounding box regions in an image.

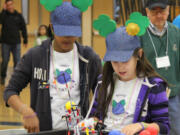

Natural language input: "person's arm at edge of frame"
[86,47,102,122]
[19,13,28,48]
[122,79,169,134]
[90,51,103,94]
[3,49,39,133]
[0,3,7,24]
[7,95,40,133]
[145,80,169,134]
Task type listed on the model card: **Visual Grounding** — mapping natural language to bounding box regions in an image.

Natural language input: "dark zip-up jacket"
[0,9,28,44]
[3,39,102,131]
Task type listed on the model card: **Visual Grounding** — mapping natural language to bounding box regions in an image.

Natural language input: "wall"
[92,0,113,59]
[27,0,38,35]
[1,0,179,59]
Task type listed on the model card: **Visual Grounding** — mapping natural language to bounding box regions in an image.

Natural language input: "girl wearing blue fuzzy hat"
[89,13,169,135]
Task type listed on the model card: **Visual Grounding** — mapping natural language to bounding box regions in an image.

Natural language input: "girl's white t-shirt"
[49,44,80,129]
[104,77,143,130]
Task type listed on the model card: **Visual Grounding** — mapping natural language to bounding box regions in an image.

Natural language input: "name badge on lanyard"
[147,27,170,69]
[155,56,171,69]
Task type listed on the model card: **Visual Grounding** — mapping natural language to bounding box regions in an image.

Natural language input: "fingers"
[24,123,39,133]
[121,129,135,135]
[99,120,103,123]
[23,44,28,48]
[35,125,40,133]
[121,128,130,135]
[31,125,40,133]
[121,123,142,135]
[23,116,40,133]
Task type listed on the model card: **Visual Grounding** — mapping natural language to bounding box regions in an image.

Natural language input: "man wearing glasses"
[140,0,180,134]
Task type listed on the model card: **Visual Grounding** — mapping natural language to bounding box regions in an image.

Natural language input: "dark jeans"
[1,43,21,78]
[169,93,180,135]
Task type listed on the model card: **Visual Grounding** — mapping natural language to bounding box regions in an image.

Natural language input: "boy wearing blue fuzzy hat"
[3,1,102,133]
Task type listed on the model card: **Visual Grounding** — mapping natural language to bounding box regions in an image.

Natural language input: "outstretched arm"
[3,48,40,133]
[7,95,40,133]
[0,3,7,24]
[121,122,159,135]
[19,14,28,47]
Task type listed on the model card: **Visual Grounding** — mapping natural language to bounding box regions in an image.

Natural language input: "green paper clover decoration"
[72,0,93,12]
[93,14,117,37]
[125,12,150,36]
[40,0,63,12]
[40,0,93,12]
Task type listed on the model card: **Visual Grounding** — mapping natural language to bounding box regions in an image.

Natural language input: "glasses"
[150,9,168,16]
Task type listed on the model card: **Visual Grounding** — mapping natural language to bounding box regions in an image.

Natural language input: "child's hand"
[22,107,39,133]
[121,123,142,135]
[23,44,28,48]
[94,117,101,126]
[78,117,97,128]
[23,114,39,133]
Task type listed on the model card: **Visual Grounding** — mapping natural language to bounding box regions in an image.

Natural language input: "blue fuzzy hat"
[104,26,140,62]
[50,2,82,37]
[93,13,149,62]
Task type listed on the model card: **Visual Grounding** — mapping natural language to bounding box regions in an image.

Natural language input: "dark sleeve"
[87,48,102,119]
[3,49,32,103]
[0,9,6,24]
[147,82,170,134]
[19,14,28,44]
[89,52,102,93]
[89,79,102,120]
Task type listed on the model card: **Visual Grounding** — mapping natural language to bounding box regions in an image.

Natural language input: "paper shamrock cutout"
[72,0,93,12]
[40,0,93,12]
[40,0,63,12]
[93,14,116,37]
[65,68,72,74]
[125,12,150,36]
